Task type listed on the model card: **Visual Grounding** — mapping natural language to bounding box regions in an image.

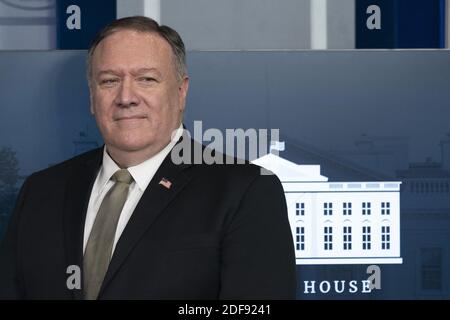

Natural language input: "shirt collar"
[98,124,184,192]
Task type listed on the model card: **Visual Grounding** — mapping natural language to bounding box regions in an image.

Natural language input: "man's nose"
[115,79,139,108]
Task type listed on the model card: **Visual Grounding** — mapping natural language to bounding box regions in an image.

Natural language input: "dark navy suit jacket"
[0,139,296,299]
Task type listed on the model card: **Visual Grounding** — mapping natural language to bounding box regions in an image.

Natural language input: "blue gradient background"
[1,50,449,299]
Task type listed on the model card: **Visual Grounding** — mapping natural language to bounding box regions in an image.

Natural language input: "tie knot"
[111,169,133,185]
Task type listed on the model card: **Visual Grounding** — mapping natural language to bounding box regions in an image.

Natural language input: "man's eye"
[138,77,157,83]
[100,79,119,85]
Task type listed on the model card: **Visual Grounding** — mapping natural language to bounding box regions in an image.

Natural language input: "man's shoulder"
[186,147,280,188]
[197,159,262,179]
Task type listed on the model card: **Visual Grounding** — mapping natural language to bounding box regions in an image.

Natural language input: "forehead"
[92,29,174,72]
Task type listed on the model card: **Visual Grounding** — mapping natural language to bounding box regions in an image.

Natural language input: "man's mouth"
[114,115,147,121]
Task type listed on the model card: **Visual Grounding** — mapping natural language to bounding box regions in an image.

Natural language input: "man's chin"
[106,139,161,154]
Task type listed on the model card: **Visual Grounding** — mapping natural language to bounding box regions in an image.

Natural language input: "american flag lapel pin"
[159,177,172,189]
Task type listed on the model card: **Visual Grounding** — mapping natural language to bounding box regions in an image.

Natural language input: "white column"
[310,0,328,49]
[327,0,355,49]
[144,0,161,24]
[117,0,160,24]
[117,0,143,18]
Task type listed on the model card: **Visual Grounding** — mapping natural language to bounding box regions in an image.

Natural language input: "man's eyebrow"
[133,68,162,76]
[96,70,120,77]
[96,68,162,77]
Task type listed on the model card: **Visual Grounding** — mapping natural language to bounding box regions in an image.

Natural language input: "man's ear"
[89,88,95,115]
[178,76,189,112]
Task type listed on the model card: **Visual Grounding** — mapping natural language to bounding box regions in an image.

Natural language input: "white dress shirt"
[83,125,183,255]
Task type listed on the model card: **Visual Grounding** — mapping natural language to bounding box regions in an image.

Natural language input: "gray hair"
[87,16,187,85]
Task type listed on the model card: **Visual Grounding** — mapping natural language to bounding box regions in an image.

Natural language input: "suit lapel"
[99,152,193,296]
[62,149,102,300]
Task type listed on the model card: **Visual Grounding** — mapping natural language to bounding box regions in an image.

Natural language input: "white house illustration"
[253,147,403,265]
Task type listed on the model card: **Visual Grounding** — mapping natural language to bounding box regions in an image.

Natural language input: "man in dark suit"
[0,16,296,299]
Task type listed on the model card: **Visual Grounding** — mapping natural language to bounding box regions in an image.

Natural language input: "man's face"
[90,29,188,160]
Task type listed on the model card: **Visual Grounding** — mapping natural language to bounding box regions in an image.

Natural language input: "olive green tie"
[83,169,134,300]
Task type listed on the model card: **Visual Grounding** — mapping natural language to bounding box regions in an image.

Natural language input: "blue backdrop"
[1,50,449,299]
